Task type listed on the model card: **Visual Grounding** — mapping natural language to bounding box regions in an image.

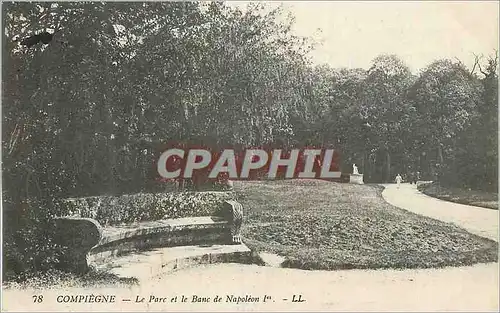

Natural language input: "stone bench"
[53,200,244,274]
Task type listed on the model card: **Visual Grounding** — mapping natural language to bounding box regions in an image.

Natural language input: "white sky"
[230,1,499,73]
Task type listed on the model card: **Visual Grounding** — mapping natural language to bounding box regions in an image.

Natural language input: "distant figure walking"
[395,174,403,189]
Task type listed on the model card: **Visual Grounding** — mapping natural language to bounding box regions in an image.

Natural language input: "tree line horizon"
[4,2,497,200]
[2,1,497,209]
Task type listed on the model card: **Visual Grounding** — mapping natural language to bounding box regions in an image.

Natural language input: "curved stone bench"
[53,200,245,274]
[53,217,103,274]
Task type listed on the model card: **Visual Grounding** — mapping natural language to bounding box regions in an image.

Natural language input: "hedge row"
[57,191,235,226]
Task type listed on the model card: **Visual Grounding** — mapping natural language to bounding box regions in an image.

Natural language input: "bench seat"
[53,200,244,273]
[90,216,232,262]
[99,216,229,245]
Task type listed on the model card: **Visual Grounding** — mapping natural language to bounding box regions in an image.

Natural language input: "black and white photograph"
[1,1,499,311]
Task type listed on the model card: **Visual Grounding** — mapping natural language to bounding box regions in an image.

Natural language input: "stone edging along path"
[381,183,499,242]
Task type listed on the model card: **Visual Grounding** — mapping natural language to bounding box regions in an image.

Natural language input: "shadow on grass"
[3,267,139,290]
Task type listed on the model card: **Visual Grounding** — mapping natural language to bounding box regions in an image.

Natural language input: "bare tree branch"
[471,53,482,76]
[477,62,488,76]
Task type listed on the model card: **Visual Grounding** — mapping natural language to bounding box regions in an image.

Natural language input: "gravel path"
[3,183,498,312]
[382,183,499,241]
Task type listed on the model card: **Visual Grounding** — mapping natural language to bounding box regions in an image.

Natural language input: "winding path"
[3,183,498,312]
[382,183,498,241]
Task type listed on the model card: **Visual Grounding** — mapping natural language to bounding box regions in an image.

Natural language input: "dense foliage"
[2,2,498,277]
[60,191,233,226]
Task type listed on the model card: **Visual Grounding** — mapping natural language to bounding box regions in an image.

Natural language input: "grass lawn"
[234,179,498,270]
[418,182,498,210]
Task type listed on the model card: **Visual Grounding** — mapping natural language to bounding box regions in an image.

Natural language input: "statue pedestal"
[349,174,364,184]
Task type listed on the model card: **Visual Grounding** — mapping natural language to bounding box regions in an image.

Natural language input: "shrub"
[57,191,235,226]
[3,191,234,280]
[3,199,65,281]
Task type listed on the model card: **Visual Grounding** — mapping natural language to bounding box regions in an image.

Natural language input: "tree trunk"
[361,152,365,175]
[104,105,117,195]
[386,150,391,182]
[437,144,444,164]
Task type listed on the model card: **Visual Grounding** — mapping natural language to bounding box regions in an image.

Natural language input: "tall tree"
[409,59,482,181]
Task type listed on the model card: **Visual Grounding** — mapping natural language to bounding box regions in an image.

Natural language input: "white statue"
[352,163,359,175]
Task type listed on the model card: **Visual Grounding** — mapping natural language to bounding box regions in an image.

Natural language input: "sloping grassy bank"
[234,180,498,270]
[418,182,498,210]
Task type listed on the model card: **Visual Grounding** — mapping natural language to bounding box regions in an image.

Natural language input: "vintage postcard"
[1,1,499,311]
